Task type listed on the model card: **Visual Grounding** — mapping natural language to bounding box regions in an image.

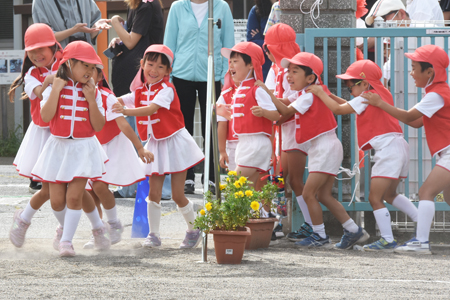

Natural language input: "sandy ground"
[1,160,450,299]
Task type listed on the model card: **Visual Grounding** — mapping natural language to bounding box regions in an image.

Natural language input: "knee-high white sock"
[342,218,359,233]
[104,206,118,224]
[416,200,435,242]
[391,194,418,222]
[179,201,195,231]
[60,208,82,243]
[373,208,394,243]
[312,223,326,239]
[21,202,38,223]
[147,198,161,236]
[85,207,104,230]
[52,206,67,228]
[296,195,312,224]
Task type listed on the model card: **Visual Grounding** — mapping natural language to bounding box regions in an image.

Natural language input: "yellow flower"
[205,202,212,211]
[234,181,242,188]
[234,192,239,198]
[238,191,244,198]
[219,183,226,190]
[251,201,260,211]
[200,209,206,216]
[227,171,237,176]
[226,177,230,182]
[245,190,253,197]
[239,176,247,184]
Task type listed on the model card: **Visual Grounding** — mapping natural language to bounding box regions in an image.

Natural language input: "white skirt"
[144,128,204,176]
[91,132,146,186]
[281,120,310,154]
[13,122,51,180]
[235,134,272,172]
[31,135,108,183]
[308,131,343,176]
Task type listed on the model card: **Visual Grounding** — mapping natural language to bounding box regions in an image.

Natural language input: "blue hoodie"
[164,0,235,82]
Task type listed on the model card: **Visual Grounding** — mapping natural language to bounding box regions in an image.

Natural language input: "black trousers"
[172,77,222,183]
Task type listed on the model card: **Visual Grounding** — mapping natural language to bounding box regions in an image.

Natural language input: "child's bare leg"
[256,171,268,191]
[384,178,418,222]
[20,182,50,223]
[280,150,289,182]
[82,190,103,230]
[302,173,330,227]
[49,182,67,227]
[235,166,259,189]
[287,151,311,224]
[88,190,102,219]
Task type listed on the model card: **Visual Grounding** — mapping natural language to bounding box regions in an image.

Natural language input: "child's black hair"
[230,51,252,65]
[298,65,317,83]
[96,67,111,90]
[56,58,81,81]
[8,44,58,102]
[143,52,171,68]
[418,61,433,73]
[263,44,270,55]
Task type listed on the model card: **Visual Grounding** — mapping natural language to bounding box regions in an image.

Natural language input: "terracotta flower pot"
[210,227,251,264]
[245,218,277,250]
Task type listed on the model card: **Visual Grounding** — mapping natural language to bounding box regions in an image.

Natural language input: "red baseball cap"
[130,44,174,92]
[281,52,323,83]
[405,45,449,83]
[60,41,103,69]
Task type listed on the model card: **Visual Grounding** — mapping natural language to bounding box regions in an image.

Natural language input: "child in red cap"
[8,23,63,249]
[363,44,450,254]
[82,68,154,249]
[308,59,418,251]
[263,23,314,242]
[216,42,280,189]
[258,52,369,249]
[31,41,110,257]
[112,44,205,249]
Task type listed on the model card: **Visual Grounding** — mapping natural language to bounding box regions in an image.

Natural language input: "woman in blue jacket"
[164,0,234,194]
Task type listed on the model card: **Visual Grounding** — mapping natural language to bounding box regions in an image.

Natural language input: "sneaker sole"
[363,247,395,252]
[59,251,76,257]
[394,248,432,255]
[142,243,161,248]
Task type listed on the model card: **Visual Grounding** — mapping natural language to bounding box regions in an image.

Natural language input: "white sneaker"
[92,221,111,251]
[108,220,124,245]
[394,238,431,255]
[83,236,95,249]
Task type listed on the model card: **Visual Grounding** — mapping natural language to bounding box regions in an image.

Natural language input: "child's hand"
[254,80,270,93]
[306,85,324,95]
[219,151,229,169]
[361,92,382,107]
[112,101,125,114]
[82,78,96,104]
[138,148,154,164]
[35,74,55,100]
[52,77,67,92]
[216,103,232,120]
[251,106,264,117]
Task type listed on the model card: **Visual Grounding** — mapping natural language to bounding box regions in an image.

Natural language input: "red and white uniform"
[217,78,277,172]
[31,79,108,183]
[289,86,342,175]
[87,86,146,188]
[348,90,409,179]
[122,78,204,175]
[13,60,59,179]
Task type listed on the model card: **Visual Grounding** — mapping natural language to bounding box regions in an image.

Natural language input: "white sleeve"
[413,92,445,118]
[40,86,52,107]
[255,87,277,110]
[106,93,123,121]
[347,96,368,115]
[289,92,314,114]
[24,69,42,100]
[265,67,276,90]
[287,91,299,103]
[151,87,174,110]
[121,92,136,108]
[95,90,105,116]
[216,95,227,122]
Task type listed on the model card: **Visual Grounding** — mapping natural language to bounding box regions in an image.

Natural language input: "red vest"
[294,86,337,144]
[135,80,185,141]
[423,82,450,156]
[28,66,58,127]
[95,87,121,145]
[231,78,273,137]
[221,86,239,141]
[49,81,97,139]
[357,90,403,150]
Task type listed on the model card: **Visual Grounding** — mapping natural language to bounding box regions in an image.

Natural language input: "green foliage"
[0,126,23,157]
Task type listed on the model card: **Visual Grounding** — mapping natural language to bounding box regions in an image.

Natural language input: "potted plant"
[194,171,258,264]
[245,179,280,250]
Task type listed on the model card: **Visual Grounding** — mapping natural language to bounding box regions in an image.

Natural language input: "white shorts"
[371,135,409,179]
[236,134,272,172]
[436,146,450,172]
[226,140,238,171]
[281,120,310,154]
[308,131,343,176]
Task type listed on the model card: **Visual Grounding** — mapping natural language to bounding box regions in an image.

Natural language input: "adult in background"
[164,0,234,194]
[247,0,277,81]
[32,0,111,49]
[108,0,165,199]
